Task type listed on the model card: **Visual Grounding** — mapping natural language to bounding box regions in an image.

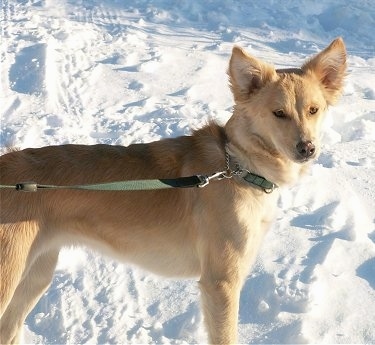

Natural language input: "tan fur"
[0,38,346,344]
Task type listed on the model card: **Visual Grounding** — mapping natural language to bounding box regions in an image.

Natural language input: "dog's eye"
[273,109,287,118]
[309,106,319,115]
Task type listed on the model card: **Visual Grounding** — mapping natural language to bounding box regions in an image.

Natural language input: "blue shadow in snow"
[357,257,375,290]
[9,43,46,95]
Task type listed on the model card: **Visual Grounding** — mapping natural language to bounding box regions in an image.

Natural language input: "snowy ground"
[1,0,375,344]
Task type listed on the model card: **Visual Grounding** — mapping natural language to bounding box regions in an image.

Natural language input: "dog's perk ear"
[228,46,276,102]
[302,37,347,105]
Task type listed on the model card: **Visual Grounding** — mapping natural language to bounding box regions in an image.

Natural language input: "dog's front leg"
[199,270,242,344]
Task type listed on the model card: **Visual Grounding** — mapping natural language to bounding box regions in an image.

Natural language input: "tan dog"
[0,38,346,344]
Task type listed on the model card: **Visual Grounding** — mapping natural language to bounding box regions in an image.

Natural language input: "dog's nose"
[296,141,315,158]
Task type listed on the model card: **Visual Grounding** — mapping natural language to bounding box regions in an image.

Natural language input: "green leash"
[0,151,278,193]
[0,175,209,192]
[0,170,277,193]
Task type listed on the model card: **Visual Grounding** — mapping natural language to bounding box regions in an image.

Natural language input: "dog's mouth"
[294,155,315,164]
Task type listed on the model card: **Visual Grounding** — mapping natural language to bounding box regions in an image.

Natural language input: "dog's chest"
[228,189,279,274]
[234,188,279,242]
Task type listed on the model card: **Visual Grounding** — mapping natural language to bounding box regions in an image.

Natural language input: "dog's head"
[226,38,347,164]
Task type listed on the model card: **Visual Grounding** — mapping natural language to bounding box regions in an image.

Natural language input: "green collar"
[225,150,278,193]
[241,171,278,193]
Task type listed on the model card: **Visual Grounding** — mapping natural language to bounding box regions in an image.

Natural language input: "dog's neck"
[192,122,308,188]
[224,130,308,187]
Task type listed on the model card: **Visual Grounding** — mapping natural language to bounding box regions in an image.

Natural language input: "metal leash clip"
[197,171,228,188]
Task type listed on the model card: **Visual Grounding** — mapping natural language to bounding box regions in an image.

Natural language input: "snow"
[1,0,374,343]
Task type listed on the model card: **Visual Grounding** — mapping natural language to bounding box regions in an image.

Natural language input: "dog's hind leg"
[0,249,59,344]
[0,222,36,319]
